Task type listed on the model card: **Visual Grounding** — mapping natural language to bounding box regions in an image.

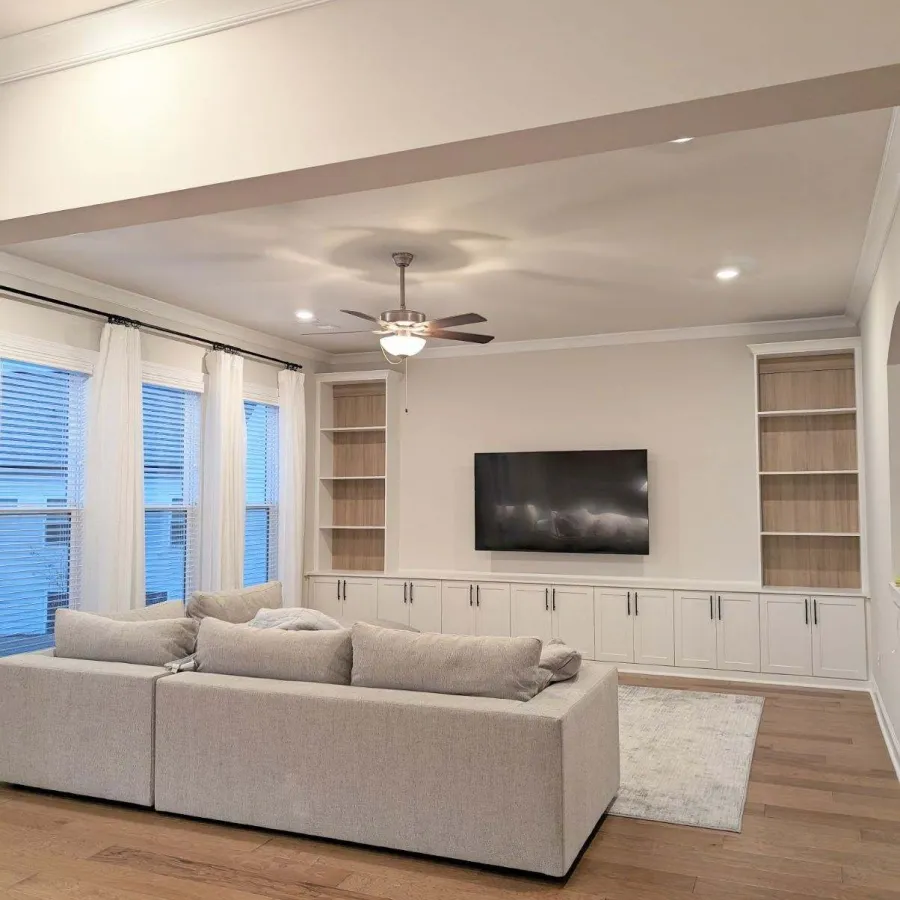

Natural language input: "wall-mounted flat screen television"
[474,450,649,554]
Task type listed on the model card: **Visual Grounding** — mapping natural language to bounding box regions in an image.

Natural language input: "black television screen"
[474,450,649,554]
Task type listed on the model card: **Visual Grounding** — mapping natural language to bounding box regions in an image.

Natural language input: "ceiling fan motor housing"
[381,308,426,327]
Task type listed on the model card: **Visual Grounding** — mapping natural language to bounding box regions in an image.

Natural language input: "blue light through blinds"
[244,400,278,587]
[0,359,86,656]
[143,383,200,605]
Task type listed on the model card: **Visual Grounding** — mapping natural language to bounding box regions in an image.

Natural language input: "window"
[0,359,86,656]
[244,401,278,587]
[143,384,200,605]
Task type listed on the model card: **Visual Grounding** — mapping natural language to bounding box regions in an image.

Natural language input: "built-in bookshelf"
[753,345,863,590]
[314,372,400,573]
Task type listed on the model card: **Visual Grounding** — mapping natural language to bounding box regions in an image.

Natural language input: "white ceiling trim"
[847,107,900,322]
[0,0,337,84]
[0,251,328,364]
[336,315,857,364]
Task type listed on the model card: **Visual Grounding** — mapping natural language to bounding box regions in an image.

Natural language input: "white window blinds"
[244,400,279,587]
[143,384,200,604]
[0,359,87,656]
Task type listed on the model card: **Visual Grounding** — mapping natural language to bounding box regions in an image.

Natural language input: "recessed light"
[669,137,694,144]
[715,266,741,282]
[295,309,316,321]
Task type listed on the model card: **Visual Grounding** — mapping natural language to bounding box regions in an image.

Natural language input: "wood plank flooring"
[1,674,898,900]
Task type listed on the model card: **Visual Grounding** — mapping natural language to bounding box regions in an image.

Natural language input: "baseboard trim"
[871,681,900,780]
[615,663,871,692]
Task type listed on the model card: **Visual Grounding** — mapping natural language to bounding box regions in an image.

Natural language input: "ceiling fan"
[341,252,494,360]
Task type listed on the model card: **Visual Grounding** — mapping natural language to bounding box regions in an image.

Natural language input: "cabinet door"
[441,581,475,635]
[342,577,378,622]
[674,591,717,669]
[376,579,410,626]
[716,593,761,672]
[593,589,634,663]
[475,582,511,636]
[408,580,442,634]
[812,595,867,680]
[510,583,553,642]
[310,577,342,619]
[633,589,675,666]
[552,585,595,658]
[760,594,812,676]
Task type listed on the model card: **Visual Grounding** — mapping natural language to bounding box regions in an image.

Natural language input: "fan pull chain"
[404,357,409,414]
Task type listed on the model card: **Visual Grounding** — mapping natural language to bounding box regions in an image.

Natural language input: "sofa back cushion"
[54,609,198,666]
[101,599,186,621]
[186,581,282,623]
[195,617,352,684]
[539,639,583,683]
[350,622,550,701]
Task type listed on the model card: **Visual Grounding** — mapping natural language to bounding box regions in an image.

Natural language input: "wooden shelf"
[760,470,858,476]
[320,476,386,481]
[761,531,860,537]
[321,426,387,433]
[758,408,856,417]
[320,525,386,530]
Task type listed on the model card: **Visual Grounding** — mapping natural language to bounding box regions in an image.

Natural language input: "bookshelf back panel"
[758,353,855,411]
[760,473,859,534]
[331,480,385,527]
[759,413,857,472]
[332,432,386,477]
[330,529,385,572]
[332,383,386,428]
[761,534,860,589]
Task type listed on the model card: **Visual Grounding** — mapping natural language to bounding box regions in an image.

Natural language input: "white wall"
[861,201,900,750]
[385,336,764,582]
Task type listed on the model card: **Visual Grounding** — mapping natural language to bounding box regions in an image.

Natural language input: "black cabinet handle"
[634,592,639,616]
[409,583,414,604]
[552,587,556,612]
[709,595,714,620]
[718,595,722,620]
[342,580,347,601]
[804,598,809,625]
[545,588,549,612]
[813,598,818,626]
[336,579,340,601]
[627,591,631,616]
[469,584,473,607]
[476,585,481,607]
[403,582,408,604]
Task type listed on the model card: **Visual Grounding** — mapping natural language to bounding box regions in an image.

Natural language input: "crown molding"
[0,251,329,364]
[847,108,900,323]
[0,0,337,85]
[336,315,858,364]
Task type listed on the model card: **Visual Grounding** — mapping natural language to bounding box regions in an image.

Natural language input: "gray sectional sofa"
[0,591,620,877]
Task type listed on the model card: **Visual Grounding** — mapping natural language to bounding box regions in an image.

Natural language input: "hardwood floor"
[1,674,898,900]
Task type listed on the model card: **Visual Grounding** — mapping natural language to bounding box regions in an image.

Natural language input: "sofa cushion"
[186,581,282,623]
[195,617,352,684]
[540,639,583,683]
[337,616,419,633]
[350,622,550,701]
[54,609,198,666]
[102,599,186,621]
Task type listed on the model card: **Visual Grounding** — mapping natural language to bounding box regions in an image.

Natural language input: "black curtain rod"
[0,283,302,370]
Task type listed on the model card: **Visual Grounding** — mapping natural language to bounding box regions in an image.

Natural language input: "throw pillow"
[249,607,343,631]
[350,622,549,701]
[337,616,419,633]
[195,617,353,684]
[540,638,583,682]
[186,581,282,623]
[101,599,186,621]
[54,609,198,666]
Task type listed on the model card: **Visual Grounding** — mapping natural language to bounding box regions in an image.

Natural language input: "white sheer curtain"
[277,368,306,606]
[82,322,145,613]
[199,350,246,591]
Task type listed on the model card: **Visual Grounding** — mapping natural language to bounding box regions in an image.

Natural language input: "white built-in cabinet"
[593,589,675,666]
[509,584,594,658]
[376,579,442,633]
[310,576,378,622]
[760,593,867,680]
[440,581,511,636]
[675,592,761,673]
[306,575,868,682]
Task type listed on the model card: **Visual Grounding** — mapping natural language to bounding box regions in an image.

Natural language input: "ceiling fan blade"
[340,309,380,323]
[423,312,486,330]
[425,328,494,344]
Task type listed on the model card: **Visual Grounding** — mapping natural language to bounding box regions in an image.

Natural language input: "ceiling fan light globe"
[380,333,426,358]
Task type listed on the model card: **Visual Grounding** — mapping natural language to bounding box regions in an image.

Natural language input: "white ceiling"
[5,110,892,354]
[0,0,127,38]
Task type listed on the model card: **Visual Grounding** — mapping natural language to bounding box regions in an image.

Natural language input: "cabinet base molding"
[872,680,900,780]
[616,663,870,692]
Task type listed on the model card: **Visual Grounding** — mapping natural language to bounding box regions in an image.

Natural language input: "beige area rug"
[610,685,764,832]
